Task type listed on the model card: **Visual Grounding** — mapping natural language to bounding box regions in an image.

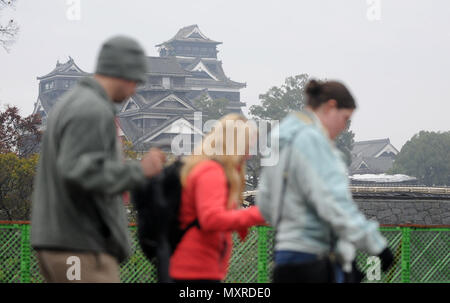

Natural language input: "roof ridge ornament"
[185,25,208,40]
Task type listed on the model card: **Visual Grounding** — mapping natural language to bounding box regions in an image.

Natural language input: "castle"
[32,25,246,151]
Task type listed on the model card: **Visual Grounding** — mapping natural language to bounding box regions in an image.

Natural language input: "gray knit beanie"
[95,36,147,83]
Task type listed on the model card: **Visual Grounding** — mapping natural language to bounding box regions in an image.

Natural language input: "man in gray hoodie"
[31,36,165,282]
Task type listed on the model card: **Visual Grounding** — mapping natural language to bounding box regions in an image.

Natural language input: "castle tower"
[156,25,246,114]
[32,57,89,125]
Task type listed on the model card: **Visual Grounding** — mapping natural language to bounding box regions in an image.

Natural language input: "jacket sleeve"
[292,129,387,256]
[194,164,266,232]
[56,108,146,196]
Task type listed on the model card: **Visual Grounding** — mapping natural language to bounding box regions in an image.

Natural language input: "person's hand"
[378,247,394,272]
[141,148,166,177]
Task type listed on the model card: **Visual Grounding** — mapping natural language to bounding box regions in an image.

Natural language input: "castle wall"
[355,199,450,225]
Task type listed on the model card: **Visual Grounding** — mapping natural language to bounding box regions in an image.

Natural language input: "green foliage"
[335,122,356,166]
[0,153,39,220]
[122,139,138,160]
[249,74,355,170]
[246,154,261,190]
[391,131,450,186]
[193,94,230,120]
[247,75,310,187]
[249,74,309,121]
[119,139,139,223]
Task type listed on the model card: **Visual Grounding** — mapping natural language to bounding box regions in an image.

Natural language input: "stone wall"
[355,199,450,225]
[244,187,450,226]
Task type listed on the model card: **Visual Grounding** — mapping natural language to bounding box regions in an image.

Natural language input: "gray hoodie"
[31,77,146,262]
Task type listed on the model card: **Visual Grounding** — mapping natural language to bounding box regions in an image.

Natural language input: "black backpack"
[131,157,199,282]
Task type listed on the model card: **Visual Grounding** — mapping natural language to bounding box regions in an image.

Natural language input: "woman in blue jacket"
[256,79,393,283]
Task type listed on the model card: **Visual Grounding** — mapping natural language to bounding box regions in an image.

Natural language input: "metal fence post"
[401,227,411,283]
[257,226,269,283]
[20,224,31,283]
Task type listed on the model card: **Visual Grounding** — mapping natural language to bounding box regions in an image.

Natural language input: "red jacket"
[169,160,265,280]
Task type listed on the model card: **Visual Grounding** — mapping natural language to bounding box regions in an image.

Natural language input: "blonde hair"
[180,114,257,209]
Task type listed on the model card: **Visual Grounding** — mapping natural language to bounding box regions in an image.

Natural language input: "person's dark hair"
[305,79,357,110]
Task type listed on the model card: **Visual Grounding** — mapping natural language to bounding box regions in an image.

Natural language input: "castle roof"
[156,24,221,47]
[146,56,191,77]
[37,57,88,80]
[350,156,396,175]
[352,138,399,158]
[177,57,246,89]
[350,138,400,175]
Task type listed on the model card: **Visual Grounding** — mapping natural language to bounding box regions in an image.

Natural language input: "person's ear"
[324,99,337,113]
[328,99,337,108]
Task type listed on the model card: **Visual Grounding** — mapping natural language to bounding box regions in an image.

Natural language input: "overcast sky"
[0,0,449,150]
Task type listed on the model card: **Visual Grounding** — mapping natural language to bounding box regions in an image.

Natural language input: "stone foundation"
[355,199,450,225]
[244,187,450,226]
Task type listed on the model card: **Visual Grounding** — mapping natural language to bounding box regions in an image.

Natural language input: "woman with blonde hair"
[169,113,266,283]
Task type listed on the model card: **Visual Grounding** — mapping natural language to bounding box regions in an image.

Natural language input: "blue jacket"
[256,111,387,265]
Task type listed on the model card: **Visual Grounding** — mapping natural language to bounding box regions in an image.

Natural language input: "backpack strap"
[183,218,200,232]
[275,137,295,229]
[275,112,314,229]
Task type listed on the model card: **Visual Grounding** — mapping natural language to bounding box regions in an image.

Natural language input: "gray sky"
[0,0,449,150]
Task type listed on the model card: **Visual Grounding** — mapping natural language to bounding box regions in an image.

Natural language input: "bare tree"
[0,0,19,52]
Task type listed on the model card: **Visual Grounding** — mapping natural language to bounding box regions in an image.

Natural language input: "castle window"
[133,119,143,128]
[148,76,162,86]
[173,78,185,87]
[162,77,171,89]
[44,81,55,91]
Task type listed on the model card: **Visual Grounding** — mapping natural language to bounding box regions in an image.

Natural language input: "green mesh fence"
[410,228,449,282]
[0,223,448,283]
[0,224,22,283]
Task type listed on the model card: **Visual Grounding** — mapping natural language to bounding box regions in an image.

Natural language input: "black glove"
[344,260,365,283]
[378,247,394,272]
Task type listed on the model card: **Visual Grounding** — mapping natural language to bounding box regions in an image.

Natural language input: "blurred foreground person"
[256,80,393,283]
[169,114,266,282]
[31,36,166,283]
